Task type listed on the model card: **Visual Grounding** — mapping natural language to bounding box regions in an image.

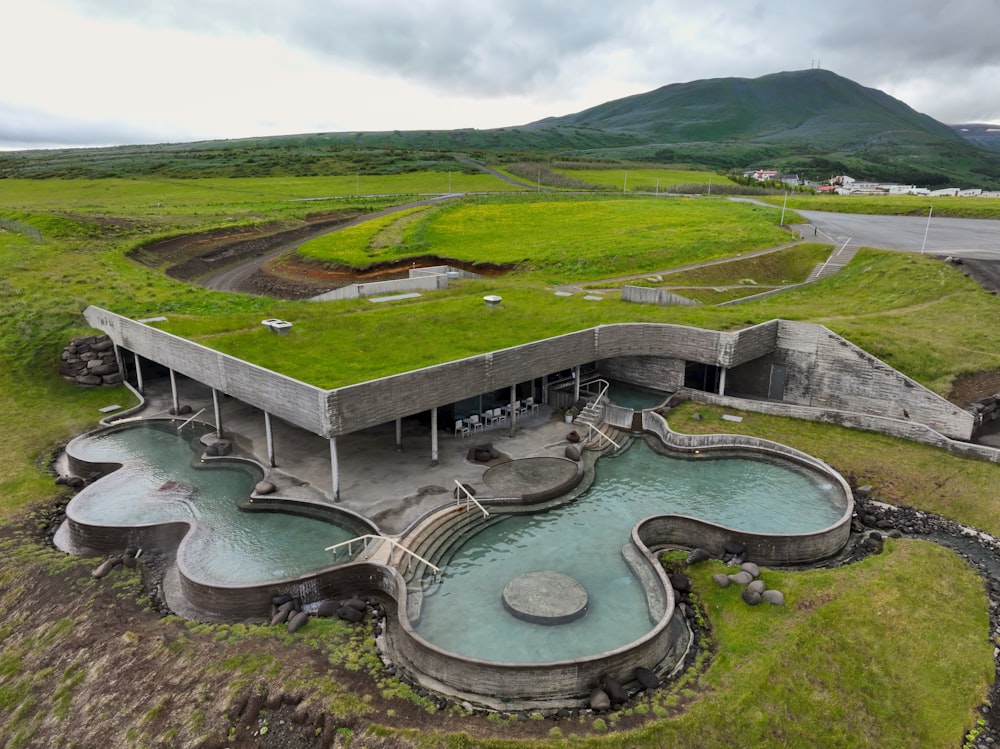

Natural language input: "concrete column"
[111,343,124,384]
[264,411,275,467]
[395,417,402,452]
[718,367,727,396]
[330,437,340,501]
[169,369,179,414]
[508,384,517,437]
[212,388,223,438]
[430,408,439,466]
[133,352,144,394]
[541,376,549,404]
[573,366,581,401]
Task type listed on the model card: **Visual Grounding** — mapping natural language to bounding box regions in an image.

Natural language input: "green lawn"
[295,194,791,281]
[552,167,739,193]
[0,174,998,747]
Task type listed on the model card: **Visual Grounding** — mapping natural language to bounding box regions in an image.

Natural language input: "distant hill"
[953,123,1000,153]
[2,69,999,188]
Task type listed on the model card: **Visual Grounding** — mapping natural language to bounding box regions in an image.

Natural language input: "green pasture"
[552,167,738,193]
[1,173,999,746]
[295,194,791,281]
[0,172,521,216]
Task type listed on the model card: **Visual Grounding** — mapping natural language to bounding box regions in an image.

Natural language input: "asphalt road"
[797,210,1000,259]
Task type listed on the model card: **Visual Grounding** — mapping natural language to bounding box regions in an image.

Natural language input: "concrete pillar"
[430,408,439,466]
[264,411,275,467]
[212,388,223,438]
[169,369,179,414]
[133,352,144,394]
[718,367,727,396]
[395,417,402,452]
[330,437,340,502]
[573,366,581,401]
[111,343,124,384]
[508,384,517,438]
[541,376,549,404]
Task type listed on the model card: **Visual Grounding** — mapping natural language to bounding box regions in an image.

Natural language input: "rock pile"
[60,334,122,387]
[971,393,1000,428]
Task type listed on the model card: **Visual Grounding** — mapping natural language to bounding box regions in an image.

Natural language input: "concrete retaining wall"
[621,285,700,306]
[309,273,449,302]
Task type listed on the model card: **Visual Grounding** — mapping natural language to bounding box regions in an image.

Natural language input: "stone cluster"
[971,393,1000,428]
[60,334,122,387]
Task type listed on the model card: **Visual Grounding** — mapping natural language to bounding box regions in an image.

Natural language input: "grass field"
[1,170,999,747]
[552,167,739,193]
[295,194,792,281]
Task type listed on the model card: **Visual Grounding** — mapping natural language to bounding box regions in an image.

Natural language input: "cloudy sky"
[3,0,999,150]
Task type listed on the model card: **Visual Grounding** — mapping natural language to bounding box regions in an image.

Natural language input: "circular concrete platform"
[482,456,582,502]
[501,570,588,625]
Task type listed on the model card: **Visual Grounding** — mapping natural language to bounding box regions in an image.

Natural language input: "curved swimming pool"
[64,421,362,586]
[413,438,848,663]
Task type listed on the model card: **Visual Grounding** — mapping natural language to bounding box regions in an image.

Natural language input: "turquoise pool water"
[607,382,667,410]
[67,422,359,585]
[414,439,847,663]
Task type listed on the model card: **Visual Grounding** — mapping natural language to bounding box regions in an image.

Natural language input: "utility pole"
[921,206,933,253]
[780,191,788,226]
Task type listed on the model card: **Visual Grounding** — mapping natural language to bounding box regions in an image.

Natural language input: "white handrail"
[587,423,621,449]
[177,408,206,432]
[325,534,441,574]
[454,480,490,518]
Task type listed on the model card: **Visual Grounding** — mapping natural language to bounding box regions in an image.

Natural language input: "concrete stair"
[806,242,860,282]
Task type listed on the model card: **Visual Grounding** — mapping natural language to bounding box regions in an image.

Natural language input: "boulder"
[287,611,310,633]
[589,687,611,711]
[566,430,581,443]
[747,580,766,595]
[740,562,760,578]
[762,590,785,606]
[316,600,339,618]
[712,573,731,588]
[669,573,691,593]
[564,444,581,461]
[255,481,276,495]
[344,596,368,612]
[603,678,628,705]
[634,666,659,691]
[728,571,754,586]
[685,548,711,564]
[337,606,365,623]
[724,540,746,556]
[741,589,762,606]
[91,557,122,579]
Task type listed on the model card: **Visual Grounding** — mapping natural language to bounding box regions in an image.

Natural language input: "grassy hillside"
[4,70,1000,189]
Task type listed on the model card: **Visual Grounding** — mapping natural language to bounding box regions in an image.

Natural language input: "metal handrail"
[325,534,441,573]
[177,408,206,432]
[454,480,490,518]
[587,423,621,450]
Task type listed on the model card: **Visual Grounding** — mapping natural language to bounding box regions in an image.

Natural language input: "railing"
[324,534,441,574]
[586,423,622,450]
[454,480,490,518]
[177,408,206,432]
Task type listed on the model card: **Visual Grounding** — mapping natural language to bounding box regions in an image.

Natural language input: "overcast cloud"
[2,0,999,150]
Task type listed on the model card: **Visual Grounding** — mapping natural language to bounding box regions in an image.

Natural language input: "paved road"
[797,210,1000,259]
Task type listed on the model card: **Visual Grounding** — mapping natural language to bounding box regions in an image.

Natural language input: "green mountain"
[526,69,960,147]
[2,69,998,188]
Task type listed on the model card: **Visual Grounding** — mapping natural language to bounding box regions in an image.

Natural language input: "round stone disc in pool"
[501,570,588,625]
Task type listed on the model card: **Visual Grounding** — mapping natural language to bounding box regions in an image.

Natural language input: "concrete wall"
[309,273,448,302]
[774,321,974,440]
[621,285,700,306]
[599,355,685,390]
[83,307,331,436]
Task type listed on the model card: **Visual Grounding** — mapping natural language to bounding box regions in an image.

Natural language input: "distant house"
[780,174,800,185]
[744,169,779,182]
